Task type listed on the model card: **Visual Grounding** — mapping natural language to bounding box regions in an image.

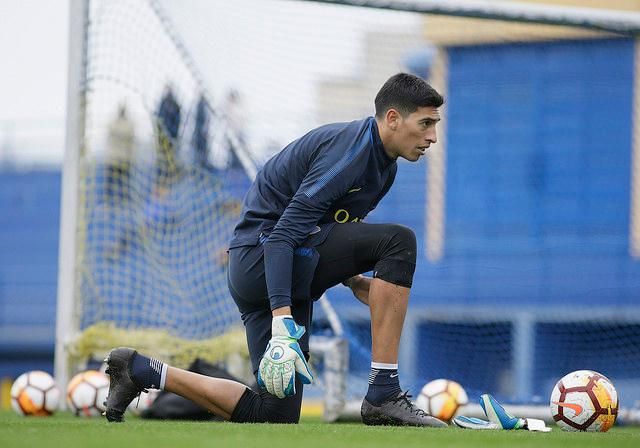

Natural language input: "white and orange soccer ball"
[127,389,160,415]
[10,371,61,416]
[415,379,468,423]
[550,370,618,432]
[67,370,110,417]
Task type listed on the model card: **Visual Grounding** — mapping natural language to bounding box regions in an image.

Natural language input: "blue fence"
[1,37,639,405]
[0,170,60,377]
[325,37,640,405]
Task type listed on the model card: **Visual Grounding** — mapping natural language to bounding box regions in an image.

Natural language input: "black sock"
[365,362,401,406]
[130,353,167,390]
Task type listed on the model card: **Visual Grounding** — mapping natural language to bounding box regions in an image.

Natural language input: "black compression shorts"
[227,222,416,423]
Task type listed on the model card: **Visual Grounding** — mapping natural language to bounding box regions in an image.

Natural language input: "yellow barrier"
[1,377,12,410]
[300,399,324,418]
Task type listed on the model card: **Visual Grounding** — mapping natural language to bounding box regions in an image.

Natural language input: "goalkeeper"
[104,73,446,427]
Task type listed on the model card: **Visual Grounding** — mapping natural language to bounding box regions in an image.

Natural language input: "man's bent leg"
[368,278,408,365]
[234,301,312,423]
[361,227,446,426]
[230,378,305,423]
[312,222,416,377]
[363,225,415,406]
[226,246,313,423]
[309,223,446,427]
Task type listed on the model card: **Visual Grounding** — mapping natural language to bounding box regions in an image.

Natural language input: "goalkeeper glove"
[257,315,314,399]
[453,394,551,432]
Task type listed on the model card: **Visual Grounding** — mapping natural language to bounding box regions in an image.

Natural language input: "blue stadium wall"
[1,37,639,405]
[0,170,60,378]
[329,37,640,404]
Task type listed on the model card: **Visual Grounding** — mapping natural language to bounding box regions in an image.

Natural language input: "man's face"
[389,106,440,162]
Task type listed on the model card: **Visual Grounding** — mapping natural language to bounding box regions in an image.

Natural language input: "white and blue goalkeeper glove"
[453,394,551,432]
[257,315,314,399]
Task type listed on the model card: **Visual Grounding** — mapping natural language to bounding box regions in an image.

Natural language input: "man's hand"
[257,315,314,398]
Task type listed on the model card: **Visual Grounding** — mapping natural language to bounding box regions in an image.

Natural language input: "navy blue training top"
[229,117,397,310]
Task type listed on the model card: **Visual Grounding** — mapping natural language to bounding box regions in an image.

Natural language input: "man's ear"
[385,108,400,131]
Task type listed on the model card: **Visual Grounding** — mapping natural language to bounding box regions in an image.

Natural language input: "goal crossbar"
[301,0,640,35]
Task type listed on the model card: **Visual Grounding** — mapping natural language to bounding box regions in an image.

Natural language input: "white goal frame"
[55,0,88,407]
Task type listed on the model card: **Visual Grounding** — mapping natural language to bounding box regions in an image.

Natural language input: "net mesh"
[70,0,640,409]
[74,0,252,364]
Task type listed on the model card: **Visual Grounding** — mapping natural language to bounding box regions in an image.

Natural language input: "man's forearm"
[263,239,294,310]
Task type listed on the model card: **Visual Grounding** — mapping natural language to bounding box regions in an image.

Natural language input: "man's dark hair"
[374,73,443,118]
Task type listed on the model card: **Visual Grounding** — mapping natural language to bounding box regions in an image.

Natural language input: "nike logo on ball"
[553,401,583,416]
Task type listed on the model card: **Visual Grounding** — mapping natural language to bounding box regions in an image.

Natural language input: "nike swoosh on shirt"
[348,187,362,193]
[390,373,399,378]
[553,401,583,416]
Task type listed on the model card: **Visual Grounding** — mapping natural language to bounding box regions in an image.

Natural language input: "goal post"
[55,0,89,405]
[57,0,640,420]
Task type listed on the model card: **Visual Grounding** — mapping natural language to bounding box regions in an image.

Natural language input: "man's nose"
[426,129,437,144]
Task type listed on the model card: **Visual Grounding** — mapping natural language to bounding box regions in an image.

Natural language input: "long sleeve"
[264,124,373,310]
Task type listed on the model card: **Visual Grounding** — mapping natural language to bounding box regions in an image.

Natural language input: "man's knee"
[373,224,417,288]
[389,224,417,258]
[266,406,301,424]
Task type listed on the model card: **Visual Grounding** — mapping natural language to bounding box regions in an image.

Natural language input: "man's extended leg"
[105,242,314,424]
[103,347,246,422]
[104,345,306,423]
[163,367,245,419]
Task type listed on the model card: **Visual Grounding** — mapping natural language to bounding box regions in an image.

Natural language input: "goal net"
[58,0,640,420]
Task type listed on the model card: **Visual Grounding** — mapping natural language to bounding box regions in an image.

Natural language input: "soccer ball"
[127,389,160,415]
[415,379,468,422]
[10,371,61,416]
[67,370,110,417]
[550,370,618,432]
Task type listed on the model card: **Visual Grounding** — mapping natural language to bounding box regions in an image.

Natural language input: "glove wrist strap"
[272,315,305,339]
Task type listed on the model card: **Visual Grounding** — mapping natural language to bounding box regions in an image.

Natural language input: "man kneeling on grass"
[104,73,447,428]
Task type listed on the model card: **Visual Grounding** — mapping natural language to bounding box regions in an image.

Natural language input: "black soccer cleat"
[103,347,145,422]
[361,391,448,428]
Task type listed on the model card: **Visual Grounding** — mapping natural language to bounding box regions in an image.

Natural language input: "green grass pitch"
[2,410,639,448]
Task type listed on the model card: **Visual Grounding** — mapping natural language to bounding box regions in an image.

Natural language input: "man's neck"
[374,118,398,160]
